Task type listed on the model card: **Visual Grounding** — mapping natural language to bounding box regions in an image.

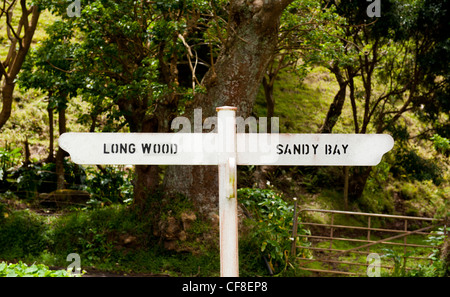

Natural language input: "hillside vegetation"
[0,0,449,277]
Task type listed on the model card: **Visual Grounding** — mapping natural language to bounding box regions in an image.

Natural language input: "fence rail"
[292,207,447,276]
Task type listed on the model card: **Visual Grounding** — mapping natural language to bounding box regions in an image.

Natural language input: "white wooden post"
[216,106,239,277]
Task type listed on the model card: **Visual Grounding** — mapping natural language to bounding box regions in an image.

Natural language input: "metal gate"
[291,208,447,276]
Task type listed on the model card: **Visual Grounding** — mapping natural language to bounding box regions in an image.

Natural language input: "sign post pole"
[217,106,239,277]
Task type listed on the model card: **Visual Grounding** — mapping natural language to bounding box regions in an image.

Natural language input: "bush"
[0,210,49,258]
[0,261,72,277]
[85,166,133,206]
[431,134,450,156]
[11,160,87,199]
[0,144,22,183]
[391,147,443,185]
[238,187,309,274]
[49,205,151,266]
[406,227,450,277]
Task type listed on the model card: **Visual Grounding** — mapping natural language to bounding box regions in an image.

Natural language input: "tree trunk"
[348,166,373,202]
[163,0,293,217]
[24,138,31,165]
[133,164,161,209]
[129,116,161,211]
[56,107,67,190]
[0,81,14,129]
[0,5,40,129]
[262,76,275,133]
[319,65,348,134]
[55,148,65,190]
[47,106,55,163]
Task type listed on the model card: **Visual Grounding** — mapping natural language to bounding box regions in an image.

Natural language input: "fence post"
[329,213,334,249]
[367,217,371,254]
[291,198,299,257]
[217,106,239,277]
[403,219,408,269]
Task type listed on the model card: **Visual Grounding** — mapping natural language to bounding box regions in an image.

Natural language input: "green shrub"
[0,144,22,183]
[0,261,71,277]
[431,134,450,156]
[238,187,309,274]
[400,182,419,200]
[49,205,151,266]
[391,180,448,217]
[12,160,87,199]
[85,166,133,206]
[0,210,49,258]
[14,164,41,199]
[50,209,112,263]
[406,227,450,277]
[391,147,443,185]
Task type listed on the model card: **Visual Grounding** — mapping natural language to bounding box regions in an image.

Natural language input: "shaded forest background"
[0,0,449,276]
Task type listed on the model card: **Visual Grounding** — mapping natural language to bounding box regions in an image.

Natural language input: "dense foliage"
[0,0,448,276]
[0,261,72,277]
[238,187,311,274]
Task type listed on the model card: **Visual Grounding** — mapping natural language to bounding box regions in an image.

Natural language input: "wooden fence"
[291,207,447,276]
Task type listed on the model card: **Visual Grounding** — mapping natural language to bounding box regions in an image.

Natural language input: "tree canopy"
[0,0,449,277]
[2,0,449,214]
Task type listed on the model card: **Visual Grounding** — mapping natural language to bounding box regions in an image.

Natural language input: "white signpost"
[59,106,394,277]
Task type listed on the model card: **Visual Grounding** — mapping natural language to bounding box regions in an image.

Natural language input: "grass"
[296,231,441,277]
[254,67,336,134]
[0,189,274,277]
[0,184,447,277]
[0,203,222,276]
[0,204,281,277]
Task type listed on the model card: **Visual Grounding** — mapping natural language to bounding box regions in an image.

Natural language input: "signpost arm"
[217,106,239,277]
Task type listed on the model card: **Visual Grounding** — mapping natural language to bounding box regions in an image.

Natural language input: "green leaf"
[261,241,267,252]
[25,266,39,275]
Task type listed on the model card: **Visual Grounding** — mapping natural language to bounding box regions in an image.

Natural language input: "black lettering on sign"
[276,144,318,155]
[141,143,151,153]
[333,145,340,155]
[129,143,136,153]
[277,144,283,154]
[104,143,136,154]
[342,144,349,154]
[141,143,178,154]
[293,144,309,155]
[162,144,169,154]
[312,144,319,154]
[154,144,161,154]
[325,144,349,155]
[284,145,292,154]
